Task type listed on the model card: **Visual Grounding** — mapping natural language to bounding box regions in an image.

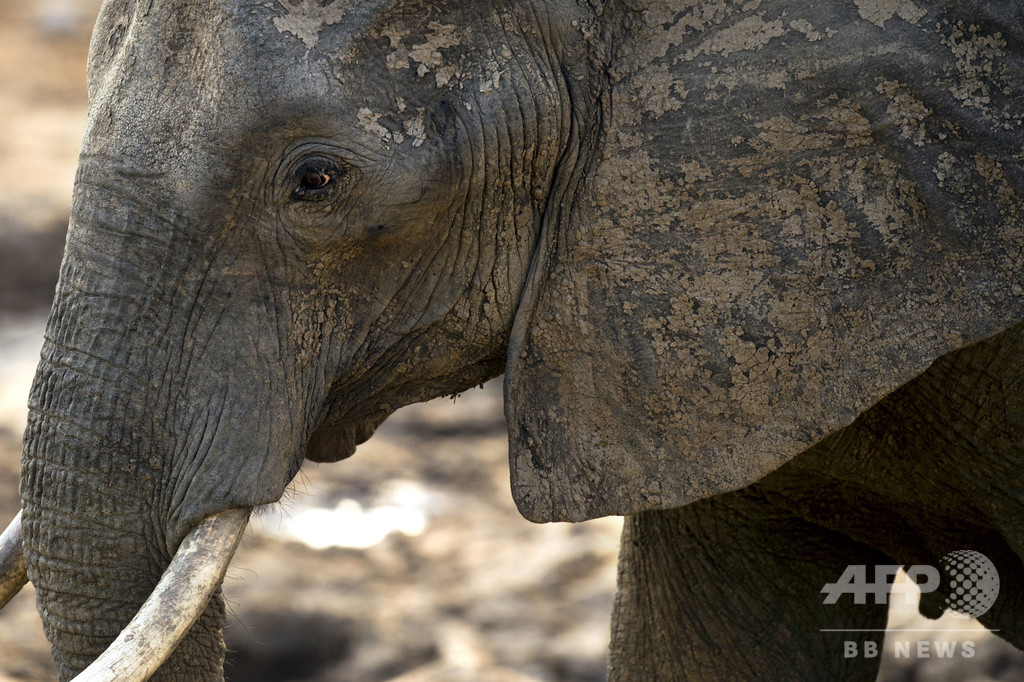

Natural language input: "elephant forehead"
[89,1,392,106]
[106,0,383,52]
[86,0,526,152]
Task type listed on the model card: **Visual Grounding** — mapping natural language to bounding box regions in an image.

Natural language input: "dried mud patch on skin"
[270,0,362,50]
[854,0,927,28]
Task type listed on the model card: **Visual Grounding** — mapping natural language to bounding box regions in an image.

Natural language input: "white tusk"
[72,507,251,682]
[0,510,28,608]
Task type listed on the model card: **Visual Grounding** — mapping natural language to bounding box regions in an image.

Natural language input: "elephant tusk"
[0,510,28,608]
[72,507,251,682]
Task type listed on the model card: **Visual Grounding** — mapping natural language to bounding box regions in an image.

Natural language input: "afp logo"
[821,550,1000,619]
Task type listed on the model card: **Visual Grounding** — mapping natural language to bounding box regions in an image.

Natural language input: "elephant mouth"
[305,414,385,463]
[0,507,250,681]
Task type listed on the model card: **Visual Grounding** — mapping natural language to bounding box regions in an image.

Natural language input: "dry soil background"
[1,2,1023,681]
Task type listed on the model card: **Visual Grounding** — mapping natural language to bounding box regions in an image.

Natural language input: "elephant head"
[3,0,1023,678]
[13,0,601,677]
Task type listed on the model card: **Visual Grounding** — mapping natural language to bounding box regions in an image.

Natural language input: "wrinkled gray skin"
[18,0,1024,679]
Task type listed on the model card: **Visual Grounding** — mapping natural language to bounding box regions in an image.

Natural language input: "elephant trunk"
[1,504,247,681]
[14,193,193,677]
[73,508,250,682]
[15,150,315,675]
[16,185,293,679]
[20,412,235,681]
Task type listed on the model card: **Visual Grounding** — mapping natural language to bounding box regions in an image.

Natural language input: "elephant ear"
[505,0,1024,522]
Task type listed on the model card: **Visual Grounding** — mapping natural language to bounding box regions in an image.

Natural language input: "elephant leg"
[765,321,1024,648]
[609,494,890,681]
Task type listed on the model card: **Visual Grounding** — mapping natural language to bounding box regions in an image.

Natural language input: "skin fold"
[16,0,1024,679]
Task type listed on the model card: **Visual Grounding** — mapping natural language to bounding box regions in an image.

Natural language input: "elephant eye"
[291,165,340,201]
[302,171,331,189]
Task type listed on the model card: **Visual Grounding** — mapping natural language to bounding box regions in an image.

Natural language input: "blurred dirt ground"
[1,1,1024,681]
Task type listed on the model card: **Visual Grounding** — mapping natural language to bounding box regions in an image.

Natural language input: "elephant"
[1,0,1023,679]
